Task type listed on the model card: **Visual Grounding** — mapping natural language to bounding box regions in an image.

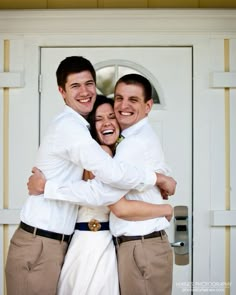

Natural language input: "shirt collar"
[121,117,148,138]
[64,105,90,129]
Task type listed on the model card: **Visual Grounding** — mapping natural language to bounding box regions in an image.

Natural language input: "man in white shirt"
[5,57,175,295]
[110,74,173,295]
[28,73,176,295]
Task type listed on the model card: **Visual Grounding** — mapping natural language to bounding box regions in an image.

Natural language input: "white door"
[40,47,192,295]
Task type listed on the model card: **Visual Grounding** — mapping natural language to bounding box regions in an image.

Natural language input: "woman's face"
[95,103,120,147]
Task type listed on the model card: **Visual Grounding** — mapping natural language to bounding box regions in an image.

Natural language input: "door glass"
[96,61,160,103]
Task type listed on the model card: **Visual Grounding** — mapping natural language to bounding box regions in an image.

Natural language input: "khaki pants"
[116,234,173,295]
[5,227,68,295]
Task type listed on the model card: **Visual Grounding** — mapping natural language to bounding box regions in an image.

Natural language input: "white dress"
[57,206,119,295]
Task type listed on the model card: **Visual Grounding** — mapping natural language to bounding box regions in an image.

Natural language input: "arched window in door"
[94,60,164,107]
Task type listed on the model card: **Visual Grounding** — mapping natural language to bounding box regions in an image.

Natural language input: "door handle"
[171,241,185,247]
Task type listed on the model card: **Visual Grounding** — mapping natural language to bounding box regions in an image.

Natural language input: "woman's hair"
[87,95,114,143]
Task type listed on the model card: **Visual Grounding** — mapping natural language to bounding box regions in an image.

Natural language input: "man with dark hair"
[111,73,173,295]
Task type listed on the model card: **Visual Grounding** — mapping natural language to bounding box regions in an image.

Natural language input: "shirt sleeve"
[68,140,156,191]
[55,119,156,191]
[44,178,127,206]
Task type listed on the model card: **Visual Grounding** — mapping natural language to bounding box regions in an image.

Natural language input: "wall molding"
[0,9,236,35]
[210,210,236,226]
[0,72,24,88]
[0,209,20,224]
[210,72,236,88]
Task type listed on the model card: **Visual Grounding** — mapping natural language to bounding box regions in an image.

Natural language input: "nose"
[120,99,129,109]
[103,117,111,126]
[79,84,89,96]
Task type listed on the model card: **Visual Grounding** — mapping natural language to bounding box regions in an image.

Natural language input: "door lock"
[171,205,189,265]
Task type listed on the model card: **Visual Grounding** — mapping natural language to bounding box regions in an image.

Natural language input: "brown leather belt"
[113,230,165,246]
[20,221,71,243]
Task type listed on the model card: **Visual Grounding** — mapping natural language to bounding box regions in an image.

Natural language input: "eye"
[114,96,122,102]
[86,81,95,86]
[71,84,79,88]
[109,114,116,119]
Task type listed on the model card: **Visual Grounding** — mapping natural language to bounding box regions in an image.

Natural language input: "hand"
[156,173,177,196]
[160,189,169,200]
[27,167,46,195]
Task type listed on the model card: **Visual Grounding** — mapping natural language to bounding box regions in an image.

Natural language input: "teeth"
[80,98,90,103]
[102,129,114,135]
[121,112,131,116]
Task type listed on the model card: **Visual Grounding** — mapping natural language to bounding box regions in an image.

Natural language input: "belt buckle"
[88,219,101,231]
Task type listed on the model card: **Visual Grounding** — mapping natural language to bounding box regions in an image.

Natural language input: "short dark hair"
[56,56,96,90]
[114,73,152,102]
[87,95,114,143]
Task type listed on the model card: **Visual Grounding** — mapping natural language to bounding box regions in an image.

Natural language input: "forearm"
[75,141,156,191]
[109,197,173,221]
[44,178,127,207]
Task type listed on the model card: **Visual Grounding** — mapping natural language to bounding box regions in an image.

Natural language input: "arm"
[89,145,173,221]
[27,167,128,206]
[28,167,175,213]
[108,197,173,221]
[27,134,176,205]
[60,120,157,191]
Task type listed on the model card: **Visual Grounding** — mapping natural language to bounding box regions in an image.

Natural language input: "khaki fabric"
[116,234,173,295]
[5,227,68,295]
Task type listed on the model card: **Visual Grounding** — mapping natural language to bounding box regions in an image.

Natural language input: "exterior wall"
[0,9,235,295]
[0,0,236,9]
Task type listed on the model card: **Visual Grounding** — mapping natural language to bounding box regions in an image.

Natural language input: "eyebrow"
[96,112,115,117]
[114,94,140,100]
[69,79,95,87]
[70,82,79,87]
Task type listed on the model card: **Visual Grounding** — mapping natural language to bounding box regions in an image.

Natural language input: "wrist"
[156,173,165,186]
[39,179,46,194]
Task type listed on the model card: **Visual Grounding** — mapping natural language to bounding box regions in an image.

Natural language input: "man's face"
[59,71,96,118]
[114,82,153,131]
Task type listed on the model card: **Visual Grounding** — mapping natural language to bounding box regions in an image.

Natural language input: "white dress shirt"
[110,117,170,236]
[21,106,156,235]
[43,117,171,236]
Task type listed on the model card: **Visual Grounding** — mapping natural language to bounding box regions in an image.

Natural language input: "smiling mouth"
[79,98,91,103]
[120,111,133,116]
[102,129,114,135]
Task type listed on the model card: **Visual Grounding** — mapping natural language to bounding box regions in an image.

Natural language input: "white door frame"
[1,9,236,294]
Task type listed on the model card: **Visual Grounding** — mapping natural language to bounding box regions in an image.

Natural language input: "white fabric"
[58,206,119,295]
[43,116,171,236]
[21,106,156,234]
[110,117,171,236]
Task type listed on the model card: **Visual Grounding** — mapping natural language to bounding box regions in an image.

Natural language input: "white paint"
[0,9,235,295]
[210,72,236,88]
[210,210,236,226]
[0,72,24,88]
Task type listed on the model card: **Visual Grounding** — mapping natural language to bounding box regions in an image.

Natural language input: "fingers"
[160,188,169,200]
[31,167,37,173]
[31,167,42,174]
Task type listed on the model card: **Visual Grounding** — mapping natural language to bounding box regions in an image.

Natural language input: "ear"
[145,98,154,114]
[58,86,66,101]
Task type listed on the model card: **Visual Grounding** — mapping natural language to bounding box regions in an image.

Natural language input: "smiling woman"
[88,95,120,153]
